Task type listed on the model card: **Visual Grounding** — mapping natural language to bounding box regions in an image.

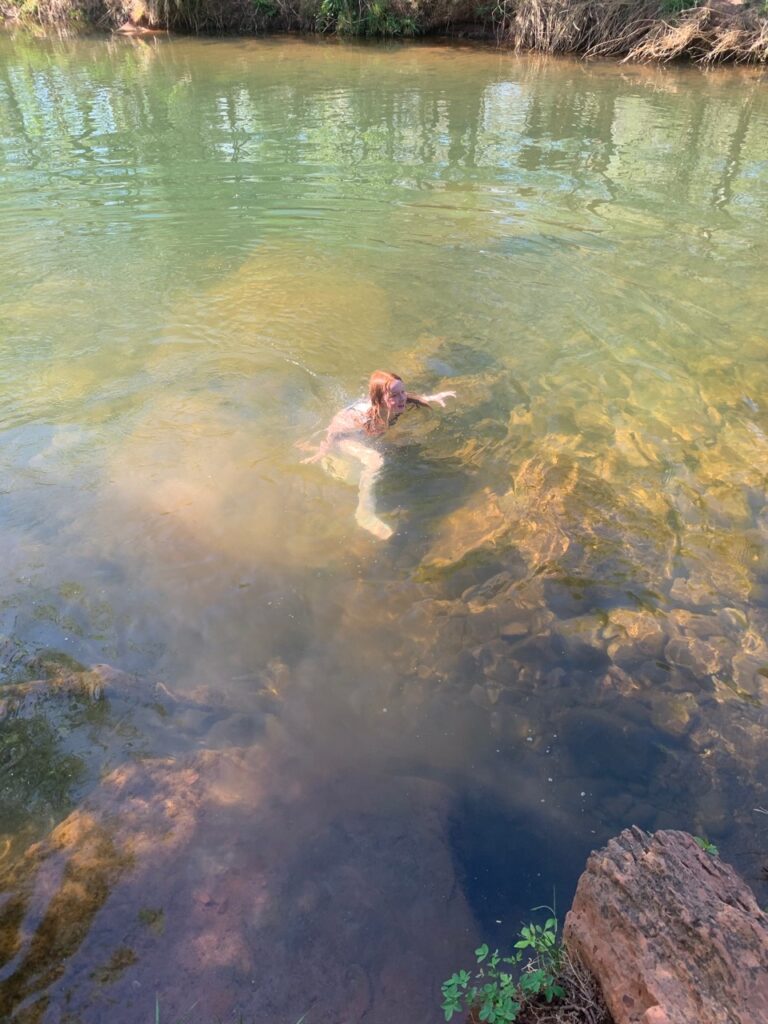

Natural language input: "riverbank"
[2,0,768,64]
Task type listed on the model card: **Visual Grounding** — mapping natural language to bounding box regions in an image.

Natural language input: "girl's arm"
[408,390,457,408]
[300,439,332,464]
[300,405,366,462]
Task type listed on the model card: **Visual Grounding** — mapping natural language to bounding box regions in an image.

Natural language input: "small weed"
[441,912,565,1023]
[694,835,719,857]
[91,946,137,985]
[31,649,87,679]
[138,907,165,934]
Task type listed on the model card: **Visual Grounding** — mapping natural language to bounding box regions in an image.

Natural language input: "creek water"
[1,30,768,1023]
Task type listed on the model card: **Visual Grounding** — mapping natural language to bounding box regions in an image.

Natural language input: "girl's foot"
[355,508,393,540]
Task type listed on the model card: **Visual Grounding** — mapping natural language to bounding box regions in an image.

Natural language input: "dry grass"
[51,0,111,24]
[465,949,614,1024]
[516,948,614,1024]
[501,0,660,57]
[627,4,768,63]
[492,0,768,64]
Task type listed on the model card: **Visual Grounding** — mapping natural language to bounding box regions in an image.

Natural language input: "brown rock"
[647,691,697,738]
[641,1008,670,1024]
[638,1007,671,1024]
[669,575,714,608]
[664,635,727,676]
[607,609,667,665]
[499,621,529,640]
[420,487,511,570]
[731,652,768,699]
[564,827,768,1024]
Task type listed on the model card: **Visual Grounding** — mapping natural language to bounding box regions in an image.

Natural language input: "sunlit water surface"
[1,31,768,1023]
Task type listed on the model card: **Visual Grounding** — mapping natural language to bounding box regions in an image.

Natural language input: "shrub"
[315,0,417,35]
[441,913,566,1023]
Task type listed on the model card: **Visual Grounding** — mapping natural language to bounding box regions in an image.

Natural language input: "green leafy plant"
[251,0,279,18]
[441,912,566,1023]
[659,0,700,15]
[315,0,416,35]
[360,0,416,35]
[315,0,354,32]
[694,835,719,857]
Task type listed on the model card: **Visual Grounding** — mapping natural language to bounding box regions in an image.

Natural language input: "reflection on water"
[1,31,768,1022]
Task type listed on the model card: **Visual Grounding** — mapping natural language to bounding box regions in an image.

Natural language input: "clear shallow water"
[1,31,768,1022]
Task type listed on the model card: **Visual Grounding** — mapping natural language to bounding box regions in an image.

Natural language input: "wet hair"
[365,370,429,434]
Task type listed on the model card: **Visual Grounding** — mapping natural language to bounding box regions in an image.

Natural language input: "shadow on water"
[448,785,595,946]
[378,445,478,556]
[426,340,497,377]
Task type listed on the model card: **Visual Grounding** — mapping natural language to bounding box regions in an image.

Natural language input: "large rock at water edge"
[564,827,768,1024]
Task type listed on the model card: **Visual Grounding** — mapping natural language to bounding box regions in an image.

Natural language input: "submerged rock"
[0,746,476,1024]
[664,635,728,677]
[606,609,667,664]
[647,690,698,739]
[420,486,512,571]
[731,652,768,700]
[564,828,768,1024]
[0,661,272,867]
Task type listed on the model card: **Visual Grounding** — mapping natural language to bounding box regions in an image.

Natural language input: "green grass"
[659,0,699,15]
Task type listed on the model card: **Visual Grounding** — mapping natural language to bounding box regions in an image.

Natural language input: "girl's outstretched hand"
[301,449,325,464]
[296,439,326,464]
[429,390,457,407]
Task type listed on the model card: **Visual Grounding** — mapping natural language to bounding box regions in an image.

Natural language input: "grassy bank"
[2,0,768,63]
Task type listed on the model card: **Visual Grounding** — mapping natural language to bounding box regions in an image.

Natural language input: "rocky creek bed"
[3,326,768,1019]
[2,548,768,1021]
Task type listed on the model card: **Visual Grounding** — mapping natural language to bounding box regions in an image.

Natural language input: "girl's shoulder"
[329,399,369,435]
[345,398,369,414]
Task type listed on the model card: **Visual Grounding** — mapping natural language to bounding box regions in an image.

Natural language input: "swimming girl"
[301,370,457,540]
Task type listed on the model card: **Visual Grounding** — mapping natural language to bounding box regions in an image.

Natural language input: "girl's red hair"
[365,370,429,434]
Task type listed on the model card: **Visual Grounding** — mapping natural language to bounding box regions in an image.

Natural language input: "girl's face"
[385,380,407,414]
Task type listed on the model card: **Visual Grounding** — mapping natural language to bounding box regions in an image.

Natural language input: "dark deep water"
[1,31,768,1022]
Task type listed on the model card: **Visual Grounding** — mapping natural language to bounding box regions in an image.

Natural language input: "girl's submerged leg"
[338,439,392,540]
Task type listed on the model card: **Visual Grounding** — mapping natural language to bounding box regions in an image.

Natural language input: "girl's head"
[367,371,407,431]
[369,370,407,414]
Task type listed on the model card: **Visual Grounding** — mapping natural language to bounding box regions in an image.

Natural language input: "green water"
[1,31,768,1023]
